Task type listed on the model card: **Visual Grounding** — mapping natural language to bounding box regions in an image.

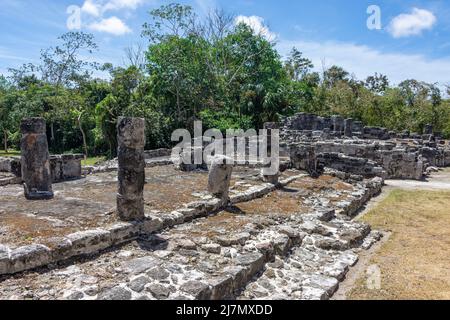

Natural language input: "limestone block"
[208,155,233,201]
[9,244,51,273]
[67,229,112,256]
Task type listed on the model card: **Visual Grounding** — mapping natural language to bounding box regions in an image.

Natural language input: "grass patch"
[348,189,450,300]
[81,156,105,166]
[0,150,20,157]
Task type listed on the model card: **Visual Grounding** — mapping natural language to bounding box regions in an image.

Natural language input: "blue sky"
[1,0,450,87]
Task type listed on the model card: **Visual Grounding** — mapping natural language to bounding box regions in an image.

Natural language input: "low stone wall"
[0,157,21,176]
[317,153,386,179]
[0,175,300,276]
[381,150,424,180]
[144,148,172,159]
[0,154,83,183]
[288,141,428,180]
[445,150,450,166]
[289,143,321,176]
[50,154,84,182]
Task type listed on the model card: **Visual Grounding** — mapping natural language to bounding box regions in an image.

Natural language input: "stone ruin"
[20,118,54,200]
[0,118,84,187]
[0,114,448,301]
[282,112,450,181]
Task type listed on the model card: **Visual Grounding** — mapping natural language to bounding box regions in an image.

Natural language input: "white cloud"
[235,15,277,41]
[388,8,437,38]
[79,0,148,35]
[88,16,132,36]
[277,39,450,87]
[81,0,146,15]
[81,0,101,17]
[102,0,146,12]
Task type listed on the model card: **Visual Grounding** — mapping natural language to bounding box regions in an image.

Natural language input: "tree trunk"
[176,86,181,124]
[50,122,55,141]
[3,130,8,154]
[77,114,88,161]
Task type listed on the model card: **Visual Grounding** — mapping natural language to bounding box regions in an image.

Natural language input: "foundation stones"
[208,155,233,202]
[117,117,146,221]
[20,118,54,200]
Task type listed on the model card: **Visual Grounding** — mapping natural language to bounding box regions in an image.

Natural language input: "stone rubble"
[0,172,383,300]
[283,113,450,180]
[0,112,447,301]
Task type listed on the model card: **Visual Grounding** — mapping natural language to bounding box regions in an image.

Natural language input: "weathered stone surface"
[128,276,151,293]
[147,267,170,280]
[208,155,233,201]
[210,275,234,300]
[45,237,73,261]
[9,244,51,273]
[108,222,140,245]
[0,245,11,275]
[141,217,164,234]
[97,286,132,300]
[216,233,251,247]
[67,229,112,256]
[20,118,53,200]
[180,281,211,300]
[344,118,353,137]
[0,151,399,300]
[122,256,160,274]
[201,244,221,254]
[147,283,173,299]
[117,117,146,221]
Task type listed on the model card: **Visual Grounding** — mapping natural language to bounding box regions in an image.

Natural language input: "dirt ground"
[335,169,450,300]
[0,166,262,248]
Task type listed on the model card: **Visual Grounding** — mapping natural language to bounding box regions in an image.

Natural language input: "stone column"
[20,118,53,200]
[208,155,233,202]
[261,122,279,184]
[344,118,353,137]
[117,117,145,221]
[331,115,344,136]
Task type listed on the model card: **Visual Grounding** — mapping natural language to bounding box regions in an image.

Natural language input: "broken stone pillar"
[117,117,145,221]
[331,115,344,135]
[20,118,53,200]
[261,122,280,184]
[344,118,353,137]
[208,155,233,202]
[424,124,433,135]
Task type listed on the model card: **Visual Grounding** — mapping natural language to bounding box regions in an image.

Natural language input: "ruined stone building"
[0,114,448,300]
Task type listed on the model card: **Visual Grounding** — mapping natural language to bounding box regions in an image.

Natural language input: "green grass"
[81,156,105,166]
[0,150,20,157]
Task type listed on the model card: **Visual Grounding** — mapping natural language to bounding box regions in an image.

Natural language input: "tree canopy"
[0,3,449,157]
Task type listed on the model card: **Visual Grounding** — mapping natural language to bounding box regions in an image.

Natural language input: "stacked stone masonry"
[0,154,84,183]
[282,113,450,180]
[0,112,449,300]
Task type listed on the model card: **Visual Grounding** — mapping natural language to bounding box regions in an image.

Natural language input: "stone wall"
[288,140,427,180]
[144,148,172,159]
[50,154,84,182]
[0,157,21,176]
[380,150,424,180]
[0,154,83,183]
[280,112,450,180]
[317,153,386,179]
